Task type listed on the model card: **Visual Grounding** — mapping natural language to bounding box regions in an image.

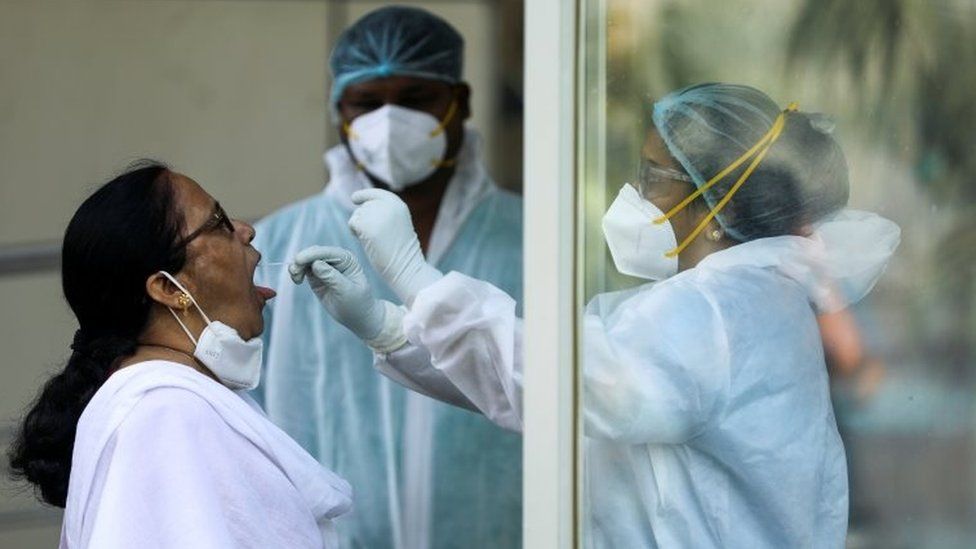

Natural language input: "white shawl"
[61,360,352,548]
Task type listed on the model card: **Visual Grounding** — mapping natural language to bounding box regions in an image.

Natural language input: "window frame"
[522,0,581,547]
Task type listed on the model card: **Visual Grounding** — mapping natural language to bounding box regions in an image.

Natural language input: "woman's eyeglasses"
[636,158,693,196]
[176,202,235,248]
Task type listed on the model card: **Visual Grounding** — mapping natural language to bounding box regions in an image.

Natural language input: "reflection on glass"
[577,0,975,547]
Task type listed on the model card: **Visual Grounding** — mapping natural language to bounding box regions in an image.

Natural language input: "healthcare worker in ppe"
[252,6,522,549]
[291,83,902,547]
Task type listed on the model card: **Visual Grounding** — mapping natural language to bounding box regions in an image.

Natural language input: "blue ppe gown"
[252,130,522,549]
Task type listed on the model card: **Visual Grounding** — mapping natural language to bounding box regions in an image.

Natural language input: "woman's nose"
[234,219,255,243]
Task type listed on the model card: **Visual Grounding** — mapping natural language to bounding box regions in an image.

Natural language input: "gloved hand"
[349,189,443,306]
[290,245,406,352]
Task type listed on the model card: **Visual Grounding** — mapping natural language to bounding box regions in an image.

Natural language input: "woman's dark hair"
[8,160,186,507]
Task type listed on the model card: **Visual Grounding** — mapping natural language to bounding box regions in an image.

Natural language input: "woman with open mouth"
[8,161,351,548]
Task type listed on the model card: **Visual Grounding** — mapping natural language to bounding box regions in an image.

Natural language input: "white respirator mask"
[601,183,679,281]
[343,102,458,191]
[158,271,263,391]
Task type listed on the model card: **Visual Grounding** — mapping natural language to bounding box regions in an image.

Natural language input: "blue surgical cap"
[652,83,850,241]
[329,6,464,104]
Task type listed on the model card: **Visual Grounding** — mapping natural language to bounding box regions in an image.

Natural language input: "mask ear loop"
[339,121,366,172]
[429,100,460,169]
[157,271,213,346]
[653,102,799,258]
[342,121,359,141]
[429,100,459,138]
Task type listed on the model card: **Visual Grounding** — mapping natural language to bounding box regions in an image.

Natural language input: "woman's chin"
[236,315,264,341]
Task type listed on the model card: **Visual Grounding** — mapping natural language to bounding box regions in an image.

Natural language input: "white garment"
[375,210,900,548]
[61,360,352,549]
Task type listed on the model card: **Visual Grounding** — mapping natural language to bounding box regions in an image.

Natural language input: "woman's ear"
[687,200,730,247]
[146,272,191,311]
[705,225,725,243]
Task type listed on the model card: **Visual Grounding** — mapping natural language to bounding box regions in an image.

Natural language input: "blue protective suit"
[252,130,522,549]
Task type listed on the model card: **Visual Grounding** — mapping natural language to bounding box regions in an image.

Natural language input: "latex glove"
[349,189,443,307]
[290,245,406,352]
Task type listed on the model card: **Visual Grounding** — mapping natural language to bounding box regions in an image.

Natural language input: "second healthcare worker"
[292,83,901,547]
[253,6,522,549]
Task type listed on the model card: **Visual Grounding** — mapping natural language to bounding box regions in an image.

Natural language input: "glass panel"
[576,0,976,546]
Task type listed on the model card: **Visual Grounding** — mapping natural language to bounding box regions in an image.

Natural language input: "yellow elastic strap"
[431,157,457,169]
[429,100,460,167]
[430,100,458,138]
[342,121,362,171]
[655,102,798,258]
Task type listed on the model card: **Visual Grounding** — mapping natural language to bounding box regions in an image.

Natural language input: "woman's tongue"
[255,285,277,301]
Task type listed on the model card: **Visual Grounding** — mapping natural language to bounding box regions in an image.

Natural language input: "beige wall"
[0,0,332,245]
[0,1,505,546]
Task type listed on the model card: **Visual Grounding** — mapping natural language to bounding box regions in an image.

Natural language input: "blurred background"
[577,0,976,547]
[0,0,522,546]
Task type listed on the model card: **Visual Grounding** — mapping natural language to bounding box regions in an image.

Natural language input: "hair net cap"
[330,6,464,104]
[652,83,850,242]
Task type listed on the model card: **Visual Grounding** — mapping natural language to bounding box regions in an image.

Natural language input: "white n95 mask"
[343,103,456,191]
[158,271,263,391]
[602,183,679,281]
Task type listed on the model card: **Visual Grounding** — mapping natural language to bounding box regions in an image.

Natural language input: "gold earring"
[177,293,192,313]
[707,229,723,242]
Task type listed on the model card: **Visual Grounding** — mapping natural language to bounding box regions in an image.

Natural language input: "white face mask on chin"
[601,183,679,281]
[158,271,263,391]
[344,103,456,191]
